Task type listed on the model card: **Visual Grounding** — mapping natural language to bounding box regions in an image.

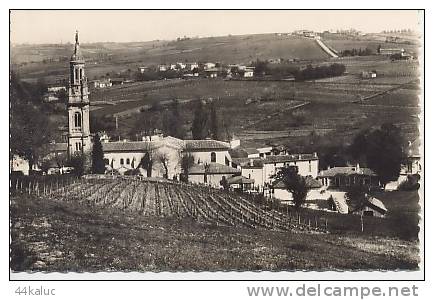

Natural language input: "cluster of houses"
[153,61,256,79]
[378,47,414,60]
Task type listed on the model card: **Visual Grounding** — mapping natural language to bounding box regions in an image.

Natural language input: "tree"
[10,73,54,173]
[345,184,369,211]
[158,152,170,179]
[252,59,269,77]
[191,100,208,139]
[162,99,185,139]
[350,124,405,187]
[56,89,68,104]
[271,166,309,209]
[138,149,155,177]
[180,151,195,183]
[91,133,105,174]
[209,101,220,140]
[68,152,87,177]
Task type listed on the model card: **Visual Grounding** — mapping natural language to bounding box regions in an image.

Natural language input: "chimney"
[313,152,317,158]
[356,163,360,173]
[249,159,254,167]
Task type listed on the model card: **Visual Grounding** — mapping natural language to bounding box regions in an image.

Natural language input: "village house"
[138,66,148,73]
[92,79,112,88]
[205,68,219,78]
[157,64,168,72]
[227,175,255,192]
[262,153,319,184]
[240,160,266,191]
[243,67,255,78]
[188,163,240,187]
[203,62,216,70]
[318,165,379,189]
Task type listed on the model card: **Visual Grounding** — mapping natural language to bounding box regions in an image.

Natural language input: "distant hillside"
[12,33,330,82]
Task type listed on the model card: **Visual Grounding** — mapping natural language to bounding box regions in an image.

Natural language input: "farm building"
[188,163,240,186]
[226,175,255,192]
[205,68,219,78]
[351,197,388,218]
[110,78,125,85]
[318,165,379,189]
[47,85,66,93]
[361,71,377,79]
[379,48,405,55]
[92,79,112,88]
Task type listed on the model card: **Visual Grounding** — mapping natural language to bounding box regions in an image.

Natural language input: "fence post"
[325,219,328,231]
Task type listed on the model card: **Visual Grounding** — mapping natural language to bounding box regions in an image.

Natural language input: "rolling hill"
[12,33,330,82]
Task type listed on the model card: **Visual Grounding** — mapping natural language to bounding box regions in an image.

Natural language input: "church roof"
[102,141,157,152]
[184,139,230,151]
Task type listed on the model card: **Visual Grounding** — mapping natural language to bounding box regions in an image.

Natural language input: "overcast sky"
[10,10,423,44]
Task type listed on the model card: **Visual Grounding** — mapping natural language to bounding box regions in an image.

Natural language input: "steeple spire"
[71,30,84,61]
[75,30,79,45]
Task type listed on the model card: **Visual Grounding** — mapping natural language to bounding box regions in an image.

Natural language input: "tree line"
[251,59,346,81]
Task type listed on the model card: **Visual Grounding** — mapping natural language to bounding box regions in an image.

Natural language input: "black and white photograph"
[8,8,424,283]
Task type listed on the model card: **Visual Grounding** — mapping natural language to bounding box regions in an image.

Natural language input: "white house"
[47,85,66,93]
[261,153,319,185]
[92,79,112,89]
[244,67,255,78]
[10,155,30,175]
[158,64,168,72]
[203,62,216,70]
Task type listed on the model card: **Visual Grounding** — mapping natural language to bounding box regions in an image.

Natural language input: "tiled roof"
[102,141,156,152]
[189,163,240,175]
[245,148,260,155]
[262,154,318,164]
[231,157,251,167]
[227,175,255,185]
[273,176,322,189]
[184,139,230,151]
[318,166,376,177]
[368,197,387,212]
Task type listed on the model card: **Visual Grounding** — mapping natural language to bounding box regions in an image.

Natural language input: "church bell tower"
[67,31,91,157]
